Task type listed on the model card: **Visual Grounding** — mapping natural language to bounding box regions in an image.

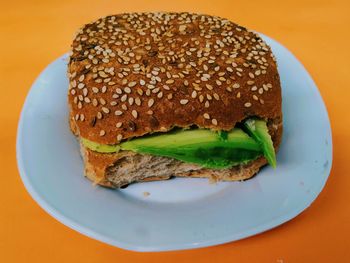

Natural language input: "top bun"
[68,12,282,144]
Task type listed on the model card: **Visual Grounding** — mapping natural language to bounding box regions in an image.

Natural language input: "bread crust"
[68,13,282,145]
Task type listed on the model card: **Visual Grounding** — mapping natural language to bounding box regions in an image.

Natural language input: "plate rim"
[16,34,333,252]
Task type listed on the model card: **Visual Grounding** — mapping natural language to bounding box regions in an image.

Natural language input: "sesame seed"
[98,71,108,78]
[135,97,141,106]
[180,99,189,105]
[211,119,218,125]
[244,102,252,108]
[148,98,154,107]
[116,122,123,128]
[218,72,225,77]
[70,89,76,95]
[121,104,127,110]
[137,88,143,96]
[131,110,138,119]
[99,98,106,105]
[203,113,210,119]
[191,90,197,98]
[128,97,134,105]
[213,93,220,100]
[128,81,137,87]
[165,79,174,84]
[97,112,103,119]
[258,88,264,94]
[115,110,123,116]
[232,83,240,89]
[237,92,241,98]
[179,25,187,31]
[102,107,110,113]
[248,72,255,78]
[253,95,259,101]
[77,83,85,89]
[99,130,106,136]
[251,86,258,91]
[206,84,213,90]
[152,87,160,93]
[199,94,204,103]
[205,101,210,108]
[92,98,98,106]
[101,86,107,93]
[117,134,123,141]
[82,88,88,96]
[78,75,85,82]
[140,79,145,85]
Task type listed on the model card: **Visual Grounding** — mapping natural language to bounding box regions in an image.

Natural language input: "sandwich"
[68,12,282,188]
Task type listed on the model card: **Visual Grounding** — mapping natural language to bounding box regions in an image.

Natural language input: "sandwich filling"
[82,118,276,169]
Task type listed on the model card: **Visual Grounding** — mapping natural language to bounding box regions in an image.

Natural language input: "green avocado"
[80,118,277,169]
[244,118,277,168]
[81,138,120,153]
[120,128,262,169]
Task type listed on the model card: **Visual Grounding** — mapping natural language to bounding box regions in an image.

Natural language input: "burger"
[68,12,283,188]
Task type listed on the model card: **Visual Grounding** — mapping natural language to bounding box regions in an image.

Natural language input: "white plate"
[17,35,332,252]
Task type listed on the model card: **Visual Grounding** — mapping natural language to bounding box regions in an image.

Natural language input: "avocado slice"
[243,118,276,168]
[120,128,262,169]
[80,123,273,169]
[81,138,120,153]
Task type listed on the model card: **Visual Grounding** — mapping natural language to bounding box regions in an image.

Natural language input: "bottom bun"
[79,117,282,188]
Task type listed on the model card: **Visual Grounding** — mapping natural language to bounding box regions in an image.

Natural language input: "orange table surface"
[1,0,349,262]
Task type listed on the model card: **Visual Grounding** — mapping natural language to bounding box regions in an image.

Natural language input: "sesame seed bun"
[68,12,282,145]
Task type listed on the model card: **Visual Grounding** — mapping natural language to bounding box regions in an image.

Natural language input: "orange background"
[1,0,349,262]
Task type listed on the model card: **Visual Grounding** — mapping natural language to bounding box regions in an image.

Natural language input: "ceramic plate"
[17,35,332,251]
